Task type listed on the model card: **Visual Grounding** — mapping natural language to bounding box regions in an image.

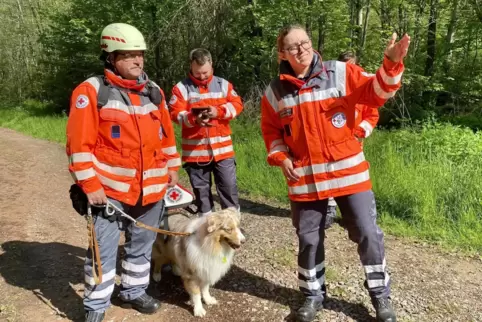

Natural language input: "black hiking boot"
[121,293,161,314]
[296,298,324,322]
[372,297,397,322]
[84,311,104,322]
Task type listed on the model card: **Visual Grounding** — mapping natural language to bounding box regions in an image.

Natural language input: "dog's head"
[206,207,245,250]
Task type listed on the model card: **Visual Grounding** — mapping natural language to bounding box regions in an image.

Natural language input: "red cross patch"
[75,95,89,109]
[167,187,182,202]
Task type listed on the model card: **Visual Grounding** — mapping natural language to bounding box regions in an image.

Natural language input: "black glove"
[69,184,88,216]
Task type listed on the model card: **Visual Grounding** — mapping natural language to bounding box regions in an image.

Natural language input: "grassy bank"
[2,103,481,252]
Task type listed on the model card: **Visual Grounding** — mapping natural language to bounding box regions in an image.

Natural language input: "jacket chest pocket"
[99,108,130,140]
[321,99,356,142]
[321,99,361,160]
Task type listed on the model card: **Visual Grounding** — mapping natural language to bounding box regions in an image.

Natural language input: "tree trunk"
[317,13,326,54]
[359,0,370,60]
[471,0,482,22]
[306,0,313,38]
[445,0,459,65]
[348,0,354,47]
[424,0,438,77]
[411,0,426,59]
[354,0,363,51]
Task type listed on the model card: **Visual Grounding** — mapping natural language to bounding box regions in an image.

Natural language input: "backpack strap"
[146,81,162,105]
[94,76,162,108]
[95,75,111,109]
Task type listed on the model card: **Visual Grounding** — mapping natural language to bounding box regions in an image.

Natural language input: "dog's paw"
[193,305,206,317]
[203,296,218,305]
[152,272,162,282]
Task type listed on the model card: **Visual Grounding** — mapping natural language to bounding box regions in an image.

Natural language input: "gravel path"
[0,128,481,322]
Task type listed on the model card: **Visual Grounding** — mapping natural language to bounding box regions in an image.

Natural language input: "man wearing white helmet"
[66,23,181,322]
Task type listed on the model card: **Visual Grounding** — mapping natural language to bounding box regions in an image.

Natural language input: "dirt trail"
[0,128,481,322]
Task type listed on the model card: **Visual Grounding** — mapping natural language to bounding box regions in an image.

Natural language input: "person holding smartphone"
[168,48,243,216]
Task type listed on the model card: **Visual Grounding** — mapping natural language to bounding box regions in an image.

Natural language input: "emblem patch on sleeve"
[169,95,177,105]
[75,95,89,109]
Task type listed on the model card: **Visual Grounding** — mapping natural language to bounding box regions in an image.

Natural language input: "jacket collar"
[104,68,148,92]
[188,73,213,87]
[279,51,326,88]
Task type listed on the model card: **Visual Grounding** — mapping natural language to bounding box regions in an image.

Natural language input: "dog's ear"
[207,216,222,233]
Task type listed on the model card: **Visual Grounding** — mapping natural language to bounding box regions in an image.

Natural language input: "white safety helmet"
[100,23,147,53]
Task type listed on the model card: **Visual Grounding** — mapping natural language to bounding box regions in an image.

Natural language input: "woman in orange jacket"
[260,25,409,322]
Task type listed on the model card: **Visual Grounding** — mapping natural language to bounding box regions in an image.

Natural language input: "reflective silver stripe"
[379,67,402,85]
[298,262,324,279]
[299,276,325,291]
[221,79,229,96]
[102,100,131,114]
[84,77,100,94]
[264,85,279,112]
[121,274,150,286]
[361,71,375,77]
[223,104,232,119]
[177,111,194,128]
[70,152,92,164]
[74,168,96,181]
[92,156,136,177]
[143,168,168,179]
[84,284,115,299]
[364,259,386,274]
[143,183,167,196]
[167,158,181,168]
[367,274,390,288]
[182,145,233,157]
[122,261,150,273]
[189,92,225,99]
[97,173,130,192]
[281,88,339,108]
[289,170,370,195]
[102,100,159,115]
[176,82,188,100]
[295,152,366,177]
[359,120,374,137]
[223,103,237,119]
[162,146,177,155]
[335,61,347,96]
[85,269,116,286]
[268,145,288,156]
[134,103,158,115]
[182,135,232,146]
[373,78,397,99]
[269,139,284,150]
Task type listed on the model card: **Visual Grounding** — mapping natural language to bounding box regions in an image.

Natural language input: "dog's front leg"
[201,283,218,305]
[184,278,206,317]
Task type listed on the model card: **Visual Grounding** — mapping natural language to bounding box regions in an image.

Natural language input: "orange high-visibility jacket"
[66,69,181,206]
[168,74,243,163]
[261,54,403,202]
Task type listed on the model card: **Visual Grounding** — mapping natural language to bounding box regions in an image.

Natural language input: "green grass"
[2,102,482,253]
[0,101,67,144]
